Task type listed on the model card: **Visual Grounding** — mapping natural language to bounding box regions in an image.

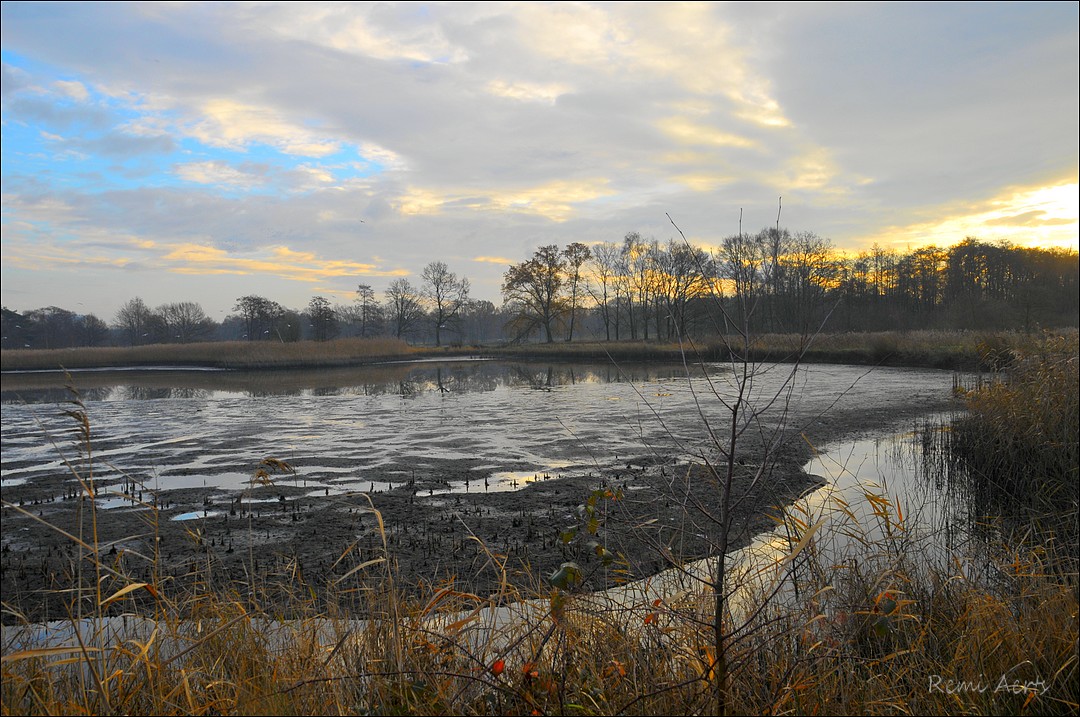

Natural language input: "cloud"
[472,255,518,265]
[1,62,29,97]
[53,130,176,158]
[672,173,734,193]
[486,79,568,104]
[253,2,470,64]
[658,116,759,150]
[174,161,268,189]
[160,242,411,282]
[864,179,1080,250]
[983,210,1077,228]
[181,99,343,158]
[4,95,113,130]
[52,79,89,101]
[394,178,615,222]
[1,2,1076,319]
[2,230,409,285]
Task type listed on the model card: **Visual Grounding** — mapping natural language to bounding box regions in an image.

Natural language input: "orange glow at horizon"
[858,180,1079,253]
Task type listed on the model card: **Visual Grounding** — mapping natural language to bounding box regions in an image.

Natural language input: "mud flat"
[1,361,961,621]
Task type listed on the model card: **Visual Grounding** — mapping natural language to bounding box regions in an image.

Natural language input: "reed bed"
[5,330,1068,372]
[948,331,1080,571]
[0,337,421,371]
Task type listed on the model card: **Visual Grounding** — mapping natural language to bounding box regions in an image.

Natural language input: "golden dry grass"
[7,330,1071,372]
[4,481,1076,716]
[0,337,421,371]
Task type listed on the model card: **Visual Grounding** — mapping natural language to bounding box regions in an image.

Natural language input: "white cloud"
[174,161,266,189]
[184,99,341,158]
[52,79,89,101]
[252,2,469,64]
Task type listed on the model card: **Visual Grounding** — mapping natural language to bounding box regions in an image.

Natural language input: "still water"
[2,360,957,509]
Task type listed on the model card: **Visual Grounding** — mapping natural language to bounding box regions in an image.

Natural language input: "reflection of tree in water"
[245,388,302,398]
[122,386,174,401]
[508,364,556,390]
[450,364,500,393]
[168,387,209,400]
[342,382,392,397]
[1,386,113,404]
[0,360,703,406]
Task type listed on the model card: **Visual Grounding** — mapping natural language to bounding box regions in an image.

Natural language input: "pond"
[1,360,958,495]
[1,358,963,616]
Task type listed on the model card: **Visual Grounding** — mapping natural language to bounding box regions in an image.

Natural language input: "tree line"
[3,235,1076,351]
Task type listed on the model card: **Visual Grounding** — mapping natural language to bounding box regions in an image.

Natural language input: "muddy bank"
[1,361,962,622]
[1,406,957,623]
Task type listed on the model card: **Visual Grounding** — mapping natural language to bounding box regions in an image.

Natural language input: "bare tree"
[588,242,621,341]
[157,301,214,343]
[562,242,592,342]
[422,262,470,347]
[24,306,78,349]
[385,278,424,340]
[307,296,339,342]
[233,295,284,341]
[78,314,110,347]
[114,297,153,346]
[653,240,714,339]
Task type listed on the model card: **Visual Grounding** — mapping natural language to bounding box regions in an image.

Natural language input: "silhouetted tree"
[385,278,424,340]
[503,245,566,343]
[114,297,154,346]
[563,242,591,342]
[353,284,384,338]
[157,301,214,343]
[233,295,285,340]
[307,296,339,341]
[422,262,470,347]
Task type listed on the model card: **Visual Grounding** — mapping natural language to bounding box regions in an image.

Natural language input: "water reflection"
[1,360,709,404]
[2,361,960,533]
[605,415,995,623]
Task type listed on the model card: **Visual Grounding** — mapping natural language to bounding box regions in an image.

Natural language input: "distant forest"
[3,234,1077,351]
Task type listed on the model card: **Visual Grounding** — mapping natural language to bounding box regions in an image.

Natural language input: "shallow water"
[2,360,956,509]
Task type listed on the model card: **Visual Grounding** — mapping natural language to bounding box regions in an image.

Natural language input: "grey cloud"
[63,131,177,157]
[763,3,1078,210]
[6,96,114,130]
[1,62,28,97]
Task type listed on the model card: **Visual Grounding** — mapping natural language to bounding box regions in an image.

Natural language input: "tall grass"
[949,331,1079,565]
[5,330,1066,372]
[0,337,420,371]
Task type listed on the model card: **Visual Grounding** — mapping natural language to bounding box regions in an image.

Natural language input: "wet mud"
[1,361,961,621]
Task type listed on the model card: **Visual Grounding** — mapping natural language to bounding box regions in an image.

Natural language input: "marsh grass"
[0,337,420,371]
[3,356,1079,715]
[948,332,1079,571]
[4,330,1066,372]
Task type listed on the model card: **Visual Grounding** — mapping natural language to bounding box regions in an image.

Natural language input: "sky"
[2,1,1078,320]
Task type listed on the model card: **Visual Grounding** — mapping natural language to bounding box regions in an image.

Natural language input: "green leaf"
[549,561,582,590]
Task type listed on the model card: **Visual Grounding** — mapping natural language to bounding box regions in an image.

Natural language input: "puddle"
[171,510,225,522]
